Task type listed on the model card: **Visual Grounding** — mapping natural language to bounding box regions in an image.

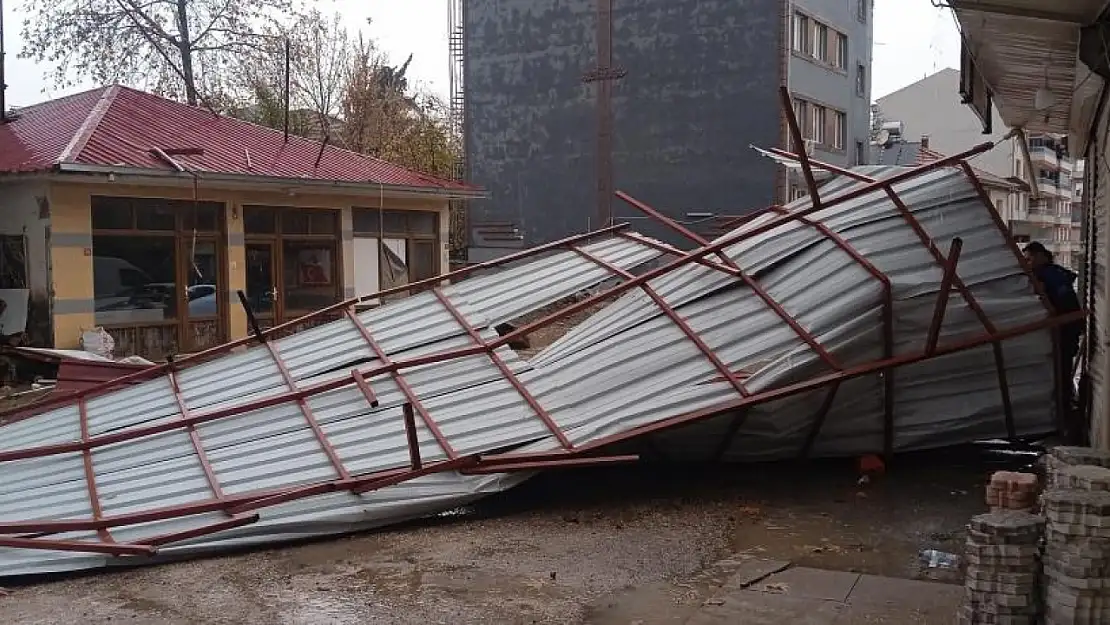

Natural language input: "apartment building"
[875,69,1083,269]
[461,0,875,255]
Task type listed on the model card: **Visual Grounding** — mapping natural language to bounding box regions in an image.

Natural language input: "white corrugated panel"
[0,171,1058,576]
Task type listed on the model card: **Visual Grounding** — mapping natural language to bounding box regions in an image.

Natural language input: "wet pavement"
[0,447,1027,624]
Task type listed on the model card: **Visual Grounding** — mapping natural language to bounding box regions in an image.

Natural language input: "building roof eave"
[53,163,487,200]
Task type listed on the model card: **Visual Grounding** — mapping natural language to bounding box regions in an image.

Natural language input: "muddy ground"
[1,447,1028,625]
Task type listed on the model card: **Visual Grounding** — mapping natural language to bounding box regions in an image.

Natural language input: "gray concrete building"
[461,0,875,258]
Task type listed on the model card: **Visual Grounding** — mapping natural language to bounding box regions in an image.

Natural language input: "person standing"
[1023,242,1084,443]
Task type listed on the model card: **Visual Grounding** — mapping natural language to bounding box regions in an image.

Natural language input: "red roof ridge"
[56,85,120,165]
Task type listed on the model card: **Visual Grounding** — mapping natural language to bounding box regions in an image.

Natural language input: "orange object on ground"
[858,454,886,476]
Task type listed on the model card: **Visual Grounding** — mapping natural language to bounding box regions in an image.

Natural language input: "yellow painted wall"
[47,179,450,347]
[48,184,95,348]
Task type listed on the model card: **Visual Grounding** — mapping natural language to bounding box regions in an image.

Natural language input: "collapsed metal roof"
[0,98,1079,577]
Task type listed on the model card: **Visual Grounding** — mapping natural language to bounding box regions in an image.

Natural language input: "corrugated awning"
[951,0,1106,150]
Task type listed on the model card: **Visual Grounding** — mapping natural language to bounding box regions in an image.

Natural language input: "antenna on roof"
[283,36,291,143]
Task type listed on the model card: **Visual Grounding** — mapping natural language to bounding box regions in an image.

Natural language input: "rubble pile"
[987,471,1040,513]
[1042,487,1110,624]
[959,510,1045,625]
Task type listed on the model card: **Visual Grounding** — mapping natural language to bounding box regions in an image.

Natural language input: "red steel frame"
[0,94,1070,558]
[763,145,1036,439]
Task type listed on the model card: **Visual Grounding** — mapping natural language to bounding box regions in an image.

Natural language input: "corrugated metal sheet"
[0,85,474,192]
[1089,102,1110,449]
[0,167,1059,576]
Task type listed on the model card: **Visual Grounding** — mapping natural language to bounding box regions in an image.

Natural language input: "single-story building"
[0,85,482,359]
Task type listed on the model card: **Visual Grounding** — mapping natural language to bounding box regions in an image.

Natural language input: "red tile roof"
[0,85,477,193]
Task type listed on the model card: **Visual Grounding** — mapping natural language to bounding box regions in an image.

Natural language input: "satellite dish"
[875,129,890,147]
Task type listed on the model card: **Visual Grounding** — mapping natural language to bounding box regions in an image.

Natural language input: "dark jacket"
[1035,263,1083,347]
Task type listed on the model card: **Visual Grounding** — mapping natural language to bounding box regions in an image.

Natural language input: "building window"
[835,34,848,70]
[792,13,810,55]
[855,140,865,165]
[813,23,829,63]
[857,0,868,23]
[811,105,826,145]
[91,196,225,356]
[832,111,847,150]
[243,205,342,321]
[792,98,810,144]
[856,63,867,97]
[353,208,441,300]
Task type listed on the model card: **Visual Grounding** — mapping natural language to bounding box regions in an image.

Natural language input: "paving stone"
[1056,465,1110,492]
[1051,447,1110,467]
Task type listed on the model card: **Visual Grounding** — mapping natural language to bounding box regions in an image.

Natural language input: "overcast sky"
[3,0,960,107]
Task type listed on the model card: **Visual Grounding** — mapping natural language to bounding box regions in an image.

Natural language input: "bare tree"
[19,0,300,105]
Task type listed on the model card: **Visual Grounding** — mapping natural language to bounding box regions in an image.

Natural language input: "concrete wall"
[788,0,873,166]
[465,0,786,248]
[46,179,450,350]
[0,181,51,343]
[875,68,1017,180]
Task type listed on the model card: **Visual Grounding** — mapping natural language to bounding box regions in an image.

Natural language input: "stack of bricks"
[1043,447,1110,491]
[959,510,1045,625]
[987,471,1040,513]
[1042,482,1110,624]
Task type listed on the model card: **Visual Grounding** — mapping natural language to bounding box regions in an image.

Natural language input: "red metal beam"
[167,368,226,502]
[462,454,639,474]
[78,398,115,547]
[800,381,842,458]
[779,86,822,204]
[569,245,750,398]
[612,191,842,370]
[343,306,459,459]
[767,205,897,459]
[138,514,259,548]
[351,369,380,407]
[431,289,574,449]
[402,403,422,470]
[926,238,964,356]
[262,339,352,481]
[0,536,154,556]
[957,160,1060,432]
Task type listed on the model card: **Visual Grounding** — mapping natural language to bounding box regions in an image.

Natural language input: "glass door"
[180,238,224,351]
[245,242,280,329]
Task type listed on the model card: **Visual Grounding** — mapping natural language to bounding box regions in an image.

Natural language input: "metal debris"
[0,138,1074,577]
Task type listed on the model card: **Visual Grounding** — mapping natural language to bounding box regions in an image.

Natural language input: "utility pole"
[582,0,625,228]
[1,0,7,123]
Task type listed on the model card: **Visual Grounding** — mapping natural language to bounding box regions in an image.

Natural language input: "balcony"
[1028,145,1073,173]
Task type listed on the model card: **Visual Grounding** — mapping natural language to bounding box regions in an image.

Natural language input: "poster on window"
[297,249,332,286]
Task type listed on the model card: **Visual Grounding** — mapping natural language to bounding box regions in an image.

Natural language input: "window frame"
[835,33,849,70]
[792,12,810,55]
[90,195,227,355]
[856,63,867,97]
[811,104,827,145]
[813,22,829,63]
[857,0,868,23]
[352,207,442,297]
[832,111,847,151]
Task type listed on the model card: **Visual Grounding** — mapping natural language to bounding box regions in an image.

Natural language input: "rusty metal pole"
[583,0,625,228]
